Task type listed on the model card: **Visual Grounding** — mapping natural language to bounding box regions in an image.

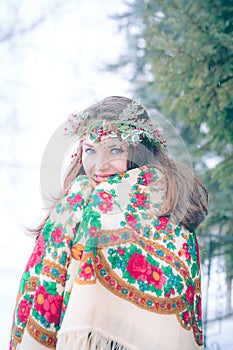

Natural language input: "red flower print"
[136,193,147,202]
[44,265,50,273]
[73,193,83,203]
[18,299,31,324]
[126,252,152,281]
[159,217,169,225]
[60,274,66,284]
[180,242,191,261]
[181,269,188,277]
[141,171,154,185]
[126,214,137,227]
[183,310,191,325]
[89,226,98,238]
[67,193,83,209]
[51,227,63,245]
[156,216,169,230]
[99,201,113,213]
[44,294,62,325]
[98,191,113,202]
[165,254,173,262]
[26,234,46,271]
[35,285,62,325]
[79,262,94,280]
[134,193,149,208]
[146,245,154,253]
[170,288,175,295]
[197,297,202,320]
[147,266,167,289]
[118,248,125,255]
[186,285,195,304]
[111,234,120,242]
[35,285,48,315]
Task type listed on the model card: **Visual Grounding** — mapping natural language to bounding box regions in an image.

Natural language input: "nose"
[95,154,111,173]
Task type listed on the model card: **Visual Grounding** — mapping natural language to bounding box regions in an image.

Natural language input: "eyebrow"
[82,142,124,149]
[82,142,94,148]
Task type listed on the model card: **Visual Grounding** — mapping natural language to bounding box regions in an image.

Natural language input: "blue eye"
[85,148,95,154]
[111,148,124,154]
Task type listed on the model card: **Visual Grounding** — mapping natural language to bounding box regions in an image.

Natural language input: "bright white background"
[0,1,130,348]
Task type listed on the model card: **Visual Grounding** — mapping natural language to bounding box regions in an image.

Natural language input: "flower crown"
[64,100,167,150]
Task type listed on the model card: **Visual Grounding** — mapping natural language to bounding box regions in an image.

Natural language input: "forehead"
[82,137,127,148]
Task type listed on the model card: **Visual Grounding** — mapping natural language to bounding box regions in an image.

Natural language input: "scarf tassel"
[57,329,129,350]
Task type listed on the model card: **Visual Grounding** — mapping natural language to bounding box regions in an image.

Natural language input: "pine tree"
[111,0,233,234]
[110,0,233,317]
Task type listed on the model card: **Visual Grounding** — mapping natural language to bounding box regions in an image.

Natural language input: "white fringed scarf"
[11,166,203,350]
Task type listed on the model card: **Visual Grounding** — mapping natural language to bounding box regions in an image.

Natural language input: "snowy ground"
[205,317,233,350]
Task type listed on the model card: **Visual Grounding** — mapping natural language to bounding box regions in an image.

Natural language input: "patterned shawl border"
[27,316,57,349]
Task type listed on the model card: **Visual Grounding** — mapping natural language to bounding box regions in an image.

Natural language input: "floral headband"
[64,100,167,151]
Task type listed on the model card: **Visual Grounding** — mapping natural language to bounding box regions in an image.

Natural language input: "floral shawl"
[10,166,203,350]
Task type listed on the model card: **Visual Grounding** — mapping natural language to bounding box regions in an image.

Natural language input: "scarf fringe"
[57,328,130,350]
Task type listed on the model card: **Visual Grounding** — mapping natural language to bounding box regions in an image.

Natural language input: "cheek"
[81,155,91,175]
[111,158,128,172]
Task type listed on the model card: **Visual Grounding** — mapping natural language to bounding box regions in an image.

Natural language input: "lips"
[95,174,114,182]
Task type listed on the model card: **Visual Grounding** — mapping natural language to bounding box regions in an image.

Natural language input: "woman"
[10,96,208,349]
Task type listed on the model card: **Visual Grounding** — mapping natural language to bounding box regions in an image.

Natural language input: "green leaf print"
[43,281,57,295]
[42,218,54,241]
[108,189,116,197]
[191,263,198,278]
[35,262,43,275]
[123,270,136,284]
[146,254,159,267]
[90,217,101,229]
[20,271,30,293]
[129,244,140,255]
[162,265,173,277]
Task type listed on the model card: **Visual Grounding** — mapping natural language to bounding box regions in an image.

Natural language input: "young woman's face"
[82,137,129,183]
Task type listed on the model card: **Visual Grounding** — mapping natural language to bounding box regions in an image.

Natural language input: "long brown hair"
[31,96,208,235]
